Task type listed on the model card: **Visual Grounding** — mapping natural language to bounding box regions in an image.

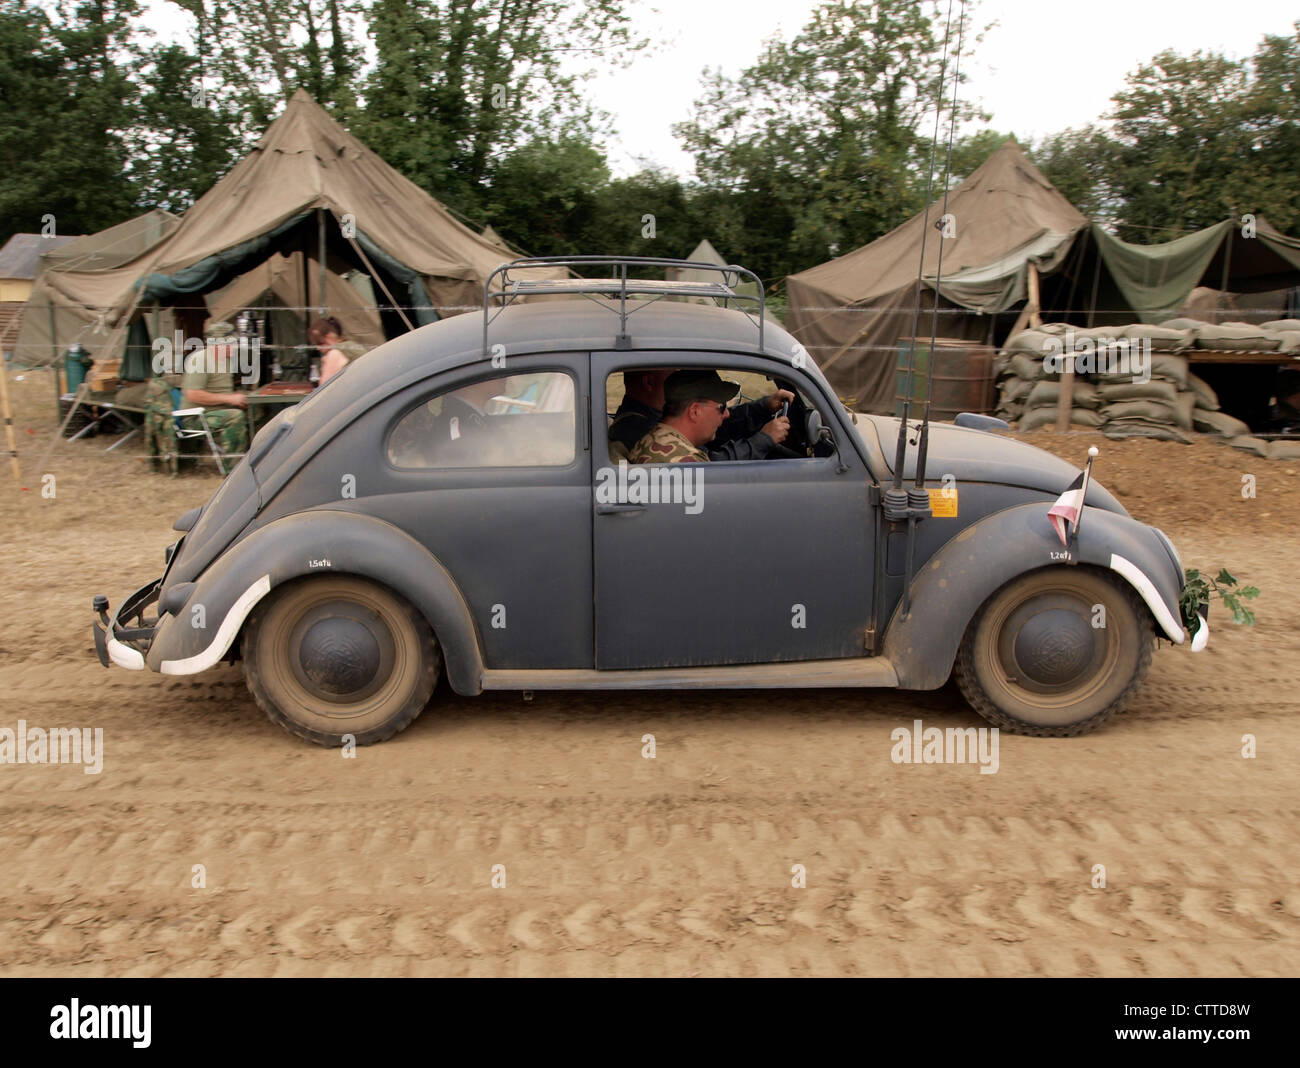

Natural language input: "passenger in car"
[614,368,793,461]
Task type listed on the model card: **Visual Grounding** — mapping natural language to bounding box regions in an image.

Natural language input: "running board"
[480,658,899,691]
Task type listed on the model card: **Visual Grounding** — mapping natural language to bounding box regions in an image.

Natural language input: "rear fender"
[144,510,484,694]
[881,503,1185,690]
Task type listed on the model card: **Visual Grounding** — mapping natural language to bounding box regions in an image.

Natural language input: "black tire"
[954,566,1153,737]
[242,576,440,746]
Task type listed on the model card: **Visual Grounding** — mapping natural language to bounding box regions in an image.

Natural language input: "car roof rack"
[483,256,766,353]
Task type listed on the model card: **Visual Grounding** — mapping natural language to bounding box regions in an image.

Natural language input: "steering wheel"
[769,380,834,458]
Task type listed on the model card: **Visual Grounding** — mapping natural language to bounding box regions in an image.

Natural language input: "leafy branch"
[1180,567,1260,631]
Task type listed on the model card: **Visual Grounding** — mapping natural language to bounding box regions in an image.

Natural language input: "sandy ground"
[1,368,1297,977]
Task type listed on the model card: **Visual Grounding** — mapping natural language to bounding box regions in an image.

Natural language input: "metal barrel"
[894,337,996,420]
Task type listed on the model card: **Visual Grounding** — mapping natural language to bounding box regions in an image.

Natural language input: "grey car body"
[94,290,1202,743]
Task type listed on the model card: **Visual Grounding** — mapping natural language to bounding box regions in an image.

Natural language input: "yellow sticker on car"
[928,487,958,517]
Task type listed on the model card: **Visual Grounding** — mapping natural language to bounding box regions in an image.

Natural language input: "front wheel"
[954,566,1153,736]
[242,576,440,746]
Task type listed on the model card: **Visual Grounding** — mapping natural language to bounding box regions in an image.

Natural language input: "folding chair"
[172,406,239,475]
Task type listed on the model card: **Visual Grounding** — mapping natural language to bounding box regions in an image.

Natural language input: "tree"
[0,0,141,236]
[1028,126,1120,224]
[354,0,645,220]
[674,0,985,280]
[1105,49,1255,240]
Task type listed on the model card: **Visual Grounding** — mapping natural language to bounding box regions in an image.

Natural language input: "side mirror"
[805,407,824,442]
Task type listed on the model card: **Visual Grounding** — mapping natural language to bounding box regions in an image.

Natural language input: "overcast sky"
[595,0,1299,176]
[145,0,1297,178]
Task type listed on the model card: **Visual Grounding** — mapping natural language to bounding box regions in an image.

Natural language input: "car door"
[591,350,876,670]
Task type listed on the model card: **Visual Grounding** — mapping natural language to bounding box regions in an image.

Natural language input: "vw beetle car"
[93,257,1206,745]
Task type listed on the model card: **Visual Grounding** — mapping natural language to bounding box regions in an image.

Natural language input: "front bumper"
[92,578,162,670]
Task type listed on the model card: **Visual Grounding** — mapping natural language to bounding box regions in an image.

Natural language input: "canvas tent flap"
[1091,220,1232,323]
[205,251,385,350]
[932,228,1078,312]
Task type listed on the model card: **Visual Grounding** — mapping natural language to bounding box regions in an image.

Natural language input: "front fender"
[145,510,485,694]
[882,502,1186,690]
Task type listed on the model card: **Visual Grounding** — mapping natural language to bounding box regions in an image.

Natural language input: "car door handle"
[595,503,646,515]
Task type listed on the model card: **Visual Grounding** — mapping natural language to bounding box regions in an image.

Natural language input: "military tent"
[787,139,1300,413]
[20,90,555,371]
[11,210,178,368]
[785,141,1088,411]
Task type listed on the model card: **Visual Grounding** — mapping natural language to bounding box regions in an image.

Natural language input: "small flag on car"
[1047,472,1085,548]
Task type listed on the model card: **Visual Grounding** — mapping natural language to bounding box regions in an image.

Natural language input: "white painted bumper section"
[1190,612,1210,652]
[107,638,146,670]
[1108,553,1187,645]
[160,574,272,675]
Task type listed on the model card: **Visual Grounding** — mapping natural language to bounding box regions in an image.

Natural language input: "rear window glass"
[388,371,576,468]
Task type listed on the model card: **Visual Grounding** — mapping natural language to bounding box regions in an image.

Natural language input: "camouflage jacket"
[629,422,709,464]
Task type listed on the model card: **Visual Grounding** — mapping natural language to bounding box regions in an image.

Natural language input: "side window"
[388,371,576,469]
[607,365,825,463]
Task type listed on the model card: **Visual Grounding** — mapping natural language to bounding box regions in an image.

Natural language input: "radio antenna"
[886,0,960,617]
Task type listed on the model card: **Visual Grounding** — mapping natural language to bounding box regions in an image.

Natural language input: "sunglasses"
[693,399,727,414]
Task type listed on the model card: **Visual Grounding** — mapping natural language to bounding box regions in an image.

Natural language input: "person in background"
[179,319,249,459]
[307,316,349,384]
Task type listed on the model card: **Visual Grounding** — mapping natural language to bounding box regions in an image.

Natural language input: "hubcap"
[995,592,1110,698]
[285,599,397,708]
[299,617,381,695]
[1013,608,1093,686]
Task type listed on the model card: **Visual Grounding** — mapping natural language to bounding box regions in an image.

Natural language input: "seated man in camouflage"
[146,320,248,473]
[613,367,792,461]
[630,369,766,463]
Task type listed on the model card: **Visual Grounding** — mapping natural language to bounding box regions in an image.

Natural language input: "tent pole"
[318,208,327,314]
[301,232,312,350]
[0,311,21,481]
[1219,220,1233,295]
[1087,235,1102,328]
[49,301,61,422]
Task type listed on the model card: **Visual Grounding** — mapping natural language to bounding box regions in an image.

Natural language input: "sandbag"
[1150,354,1190,388]
[1175,391,1197,430]
[1261,319,1300,333]
[1103,422,1193,444]
[1195,323,1279,351]
[1276,333,1300,354]
[1096,380,1178,405]
[1008,353,1050,381]
[1160,317,1208,331]
[1192,408,1252,437]
[1123,323,1194,352]
[1019,406,1105,432]
[1037,322,1073,336]
[996,402,1025,421]
[1227,434,1270,457]
[1004,329,1056,357]
[999,376,1035,404]
[1026,379,1101,409]
[1105,399,1180,425]
[1266,439,1300,460]
[1187,372,1219,411]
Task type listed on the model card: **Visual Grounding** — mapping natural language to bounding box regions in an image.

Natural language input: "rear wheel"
[242,576,440,746]
[954,567,1153,736]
